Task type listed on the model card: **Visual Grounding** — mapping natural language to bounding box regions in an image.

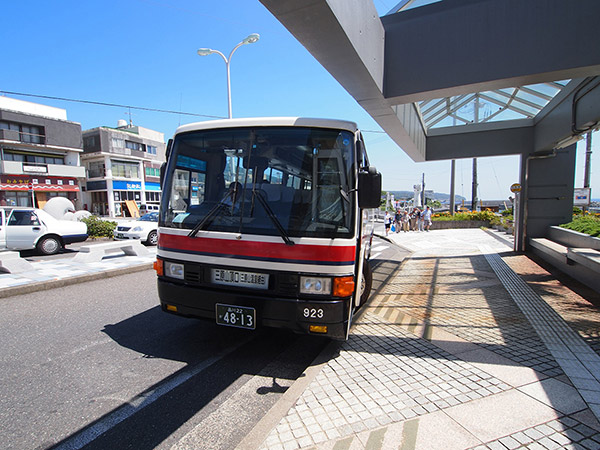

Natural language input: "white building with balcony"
[80,121,166,218]
[0,96,86,208]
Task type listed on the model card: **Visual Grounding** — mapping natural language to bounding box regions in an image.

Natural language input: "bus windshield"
[160,126,356,239]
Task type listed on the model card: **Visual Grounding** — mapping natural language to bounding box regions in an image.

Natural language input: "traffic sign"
[510,183,521,193]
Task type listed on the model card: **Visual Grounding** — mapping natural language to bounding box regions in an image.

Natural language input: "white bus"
[154,117,381,340]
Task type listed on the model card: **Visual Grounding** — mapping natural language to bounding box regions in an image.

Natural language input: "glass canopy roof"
[418,81,570,129]
[381,2,571,130]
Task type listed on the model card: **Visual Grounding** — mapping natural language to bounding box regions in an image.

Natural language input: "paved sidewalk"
[241,228,600,450]
[0,245,156,298]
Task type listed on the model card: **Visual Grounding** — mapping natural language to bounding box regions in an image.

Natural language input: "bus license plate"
[216,304,256,330]
[211,269,269,290]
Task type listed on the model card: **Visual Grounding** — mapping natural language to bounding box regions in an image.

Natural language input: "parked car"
[138,204,159,215]
[113,212,159,245]
[0,207,88,255]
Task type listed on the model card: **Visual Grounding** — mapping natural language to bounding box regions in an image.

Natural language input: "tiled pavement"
[0,246,156,296]
[2,229,600,449]
[244,228,600,450]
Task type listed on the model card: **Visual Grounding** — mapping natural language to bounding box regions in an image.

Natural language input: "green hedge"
[432,210,497,222]
[80,215,117,238]
[560,215,600,237]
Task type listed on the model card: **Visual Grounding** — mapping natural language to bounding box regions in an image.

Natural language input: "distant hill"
[387,191,466,202]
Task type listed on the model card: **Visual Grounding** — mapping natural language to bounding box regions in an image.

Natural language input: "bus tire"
[358,261,373,309]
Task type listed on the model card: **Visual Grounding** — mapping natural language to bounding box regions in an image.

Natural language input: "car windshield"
[160,126,356,239]
[139,212,158,222]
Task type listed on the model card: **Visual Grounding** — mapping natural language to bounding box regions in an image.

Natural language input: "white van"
[0,207,88,255]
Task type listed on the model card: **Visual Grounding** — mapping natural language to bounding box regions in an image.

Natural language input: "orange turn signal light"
[333,276,355,297]
[166,304,177,312]
[153,258,163,276]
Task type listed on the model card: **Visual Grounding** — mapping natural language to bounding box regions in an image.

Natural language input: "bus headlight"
[164,261,184,280]
[300,277,331,295]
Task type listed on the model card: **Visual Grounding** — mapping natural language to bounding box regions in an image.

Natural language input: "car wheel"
[37,236,62,255]
[146,230,158,246]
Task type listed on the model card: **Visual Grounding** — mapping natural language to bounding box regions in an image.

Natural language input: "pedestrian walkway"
[242,228,600,450]
[0,245,156,298]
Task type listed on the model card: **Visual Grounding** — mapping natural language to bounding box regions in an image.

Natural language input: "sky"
[1,0,597,201]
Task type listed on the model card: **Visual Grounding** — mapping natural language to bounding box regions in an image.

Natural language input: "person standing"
[394,209,402,233]
[384,210,392,236]
[423,205,433,232]
[417,208,424,232]
[402,210,410,232]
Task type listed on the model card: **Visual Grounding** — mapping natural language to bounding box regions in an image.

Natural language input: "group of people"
[384,206,433,236]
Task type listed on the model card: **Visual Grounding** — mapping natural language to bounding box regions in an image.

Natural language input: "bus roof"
[175,117,359,135]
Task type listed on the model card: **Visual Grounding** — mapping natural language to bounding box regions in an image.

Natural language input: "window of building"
[111,160,140,178]
[111,138,125,148]
[3,151,64,165]
[125,141,145,152]
[147,145,157,155]
[145,167,160,177]
[0,121,44,144]
[83,136,96,148]
[88,161,106,178]
[145,191,161,202]
[114,190,141,201]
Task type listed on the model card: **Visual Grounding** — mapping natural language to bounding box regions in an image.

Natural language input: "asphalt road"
[0,235,407,450]
[0,269,329,450]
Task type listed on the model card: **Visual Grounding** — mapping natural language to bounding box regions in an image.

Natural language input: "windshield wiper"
[253,191,295,246]
[187,190,232,238]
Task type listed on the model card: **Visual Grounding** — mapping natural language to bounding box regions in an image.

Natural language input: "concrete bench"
[567,247,600,271]
[529,237,569,263]
[72,240,150,263]
[0,251,35,274]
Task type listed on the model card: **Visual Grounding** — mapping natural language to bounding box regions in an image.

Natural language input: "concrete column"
[517,144,576,251]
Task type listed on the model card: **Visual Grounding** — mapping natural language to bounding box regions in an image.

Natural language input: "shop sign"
[0,175,79,191]
[113,180,142,191]
[23,165,48,174]
[574,188,591,206]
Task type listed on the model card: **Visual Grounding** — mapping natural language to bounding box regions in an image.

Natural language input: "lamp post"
[197,33,260,119]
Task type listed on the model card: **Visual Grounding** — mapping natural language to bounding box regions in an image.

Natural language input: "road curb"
[0,262,153,299]
[236,339,343,450]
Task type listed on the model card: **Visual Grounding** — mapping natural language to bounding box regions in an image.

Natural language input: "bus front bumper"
[157,278,351,340]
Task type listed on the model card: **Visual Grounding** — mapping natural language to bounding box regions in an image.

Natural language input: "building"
[0,96,85,208]
[81,121,166,217]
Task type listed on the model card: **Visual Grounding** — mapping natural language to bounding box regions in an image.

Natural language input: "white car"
[113,212,159,245]
[0,207,88,255]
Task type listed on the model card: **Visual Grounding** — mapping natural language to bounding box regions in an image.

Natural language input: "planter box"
[547,225,600,250]
[431,220,490,230]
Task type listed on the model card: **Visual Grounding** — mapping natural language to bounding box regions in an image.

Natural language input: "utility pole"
[584,132,593,188]
[472,94,480,212]
[472,158,478,211]
[450,160,456,215]
[584,131,593,213]
[421,172,425,207]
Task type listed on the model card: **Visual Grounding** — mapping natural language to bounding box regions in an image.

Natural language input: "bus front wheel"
[358,261,373,309]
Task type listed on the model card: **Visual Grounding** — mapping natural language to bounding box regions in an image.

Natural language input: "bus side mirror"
[160,162,166,189]
[358,167,382,209]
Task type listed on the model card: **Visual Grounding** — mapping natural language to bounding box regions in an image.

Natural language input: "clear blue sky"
[1,0,597,200]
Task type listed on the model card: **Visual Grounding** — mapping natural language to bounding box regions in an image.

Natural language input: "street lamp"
[197,33,260,119]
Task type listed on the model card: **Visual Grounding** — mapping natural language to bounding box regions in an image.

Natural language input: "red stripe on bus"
[159,233,356,263]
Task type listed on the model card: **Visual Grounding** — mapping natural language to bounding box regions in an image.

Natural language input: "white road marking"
[52,337,252,450]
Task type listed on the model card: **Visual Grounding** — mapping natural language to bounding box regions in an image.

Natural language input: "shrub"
[432,210,496,222]
[560,215,600,237]
[81,215,117,238]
